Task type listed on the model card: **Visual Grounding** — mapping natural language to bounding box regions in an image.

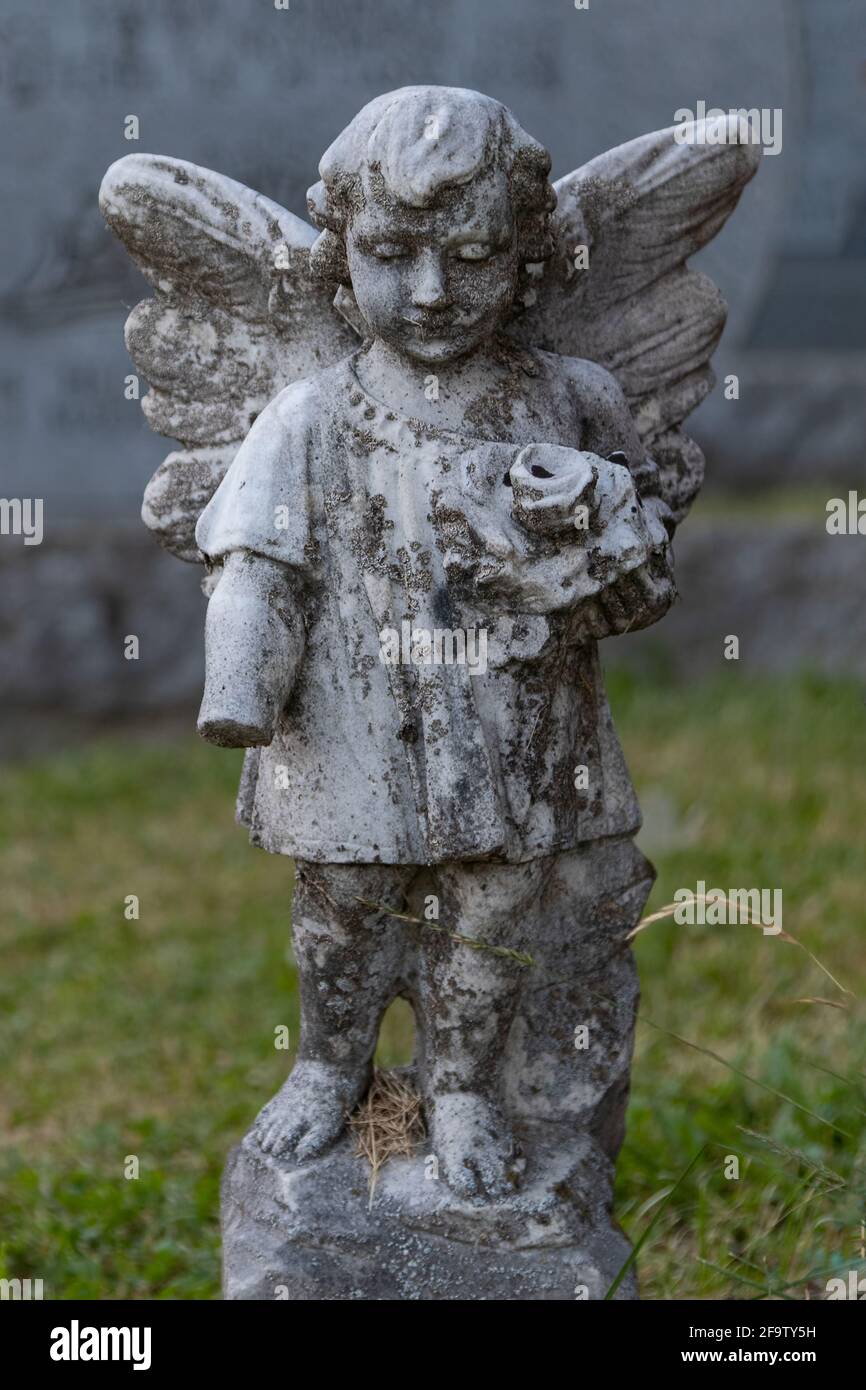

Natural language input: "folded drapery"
[196,355,642,864]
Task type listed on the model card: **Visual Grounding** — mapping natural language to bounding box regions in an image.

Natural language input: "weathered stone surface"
[17,0,866,536]
[224,836,648,1301]
[100,83,757,1299]
[98,153,359,561]
[6,512,862,731]
[222,1123,636,1302]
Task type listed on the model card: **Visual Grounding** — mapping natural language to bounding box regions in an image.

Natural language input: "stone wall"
[2,0,864,727]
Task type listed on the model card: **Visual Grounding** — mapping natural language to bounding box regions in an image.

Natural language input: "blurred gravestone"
[2,0,864,722]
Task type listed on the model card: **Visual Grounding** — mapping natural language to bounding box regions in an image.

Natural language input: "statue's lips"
[401,314,467,341]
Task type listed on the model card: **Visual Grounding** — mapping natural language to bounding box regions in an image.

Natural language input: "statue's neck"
[354,336,515,433]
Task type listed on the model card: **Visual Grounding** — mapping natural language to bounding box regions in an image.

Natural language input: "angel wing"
[99,154,359,561]
[510,115,761,524]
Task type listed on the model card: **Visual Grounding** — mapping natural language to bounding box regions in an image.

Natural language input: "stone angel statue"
[100,87,758,1300]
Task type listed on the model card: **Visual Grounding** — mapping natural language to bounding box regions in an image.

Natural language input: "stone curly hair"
[306,86,557,293]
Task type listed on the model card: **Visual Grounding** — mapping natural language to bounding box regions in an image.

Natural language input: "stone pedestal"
[222,1122,636,1301]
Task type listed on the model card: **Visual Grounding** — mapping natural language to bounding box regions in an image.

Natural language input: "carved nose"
[412,250,451,309]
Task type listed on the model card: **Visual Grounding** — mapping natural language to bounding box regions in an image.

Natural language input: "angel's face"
[345,171,520,365]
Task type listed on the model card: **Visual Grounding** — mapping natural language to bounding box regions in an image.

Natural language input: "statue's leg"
[252,859,415,1161]
[517,836,654,1163]
[416,856,549,1199]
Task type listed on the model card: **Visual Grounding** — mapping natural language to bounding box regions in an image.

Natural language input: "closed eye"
[368,242,409,260]
[452,243,494,262]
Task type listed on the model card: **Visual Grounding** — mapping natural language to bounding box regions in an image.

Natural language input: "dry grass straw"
[349,1068,426,1207]
[629,893,853,1002]
[353,896,535,966]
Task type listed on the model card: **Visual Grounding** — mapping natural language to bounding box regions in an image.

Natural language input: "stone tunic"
[195,353,641,864]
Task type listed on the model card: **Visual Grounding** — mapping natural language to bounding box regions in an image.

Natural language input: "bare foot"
[429,1091,524,1200]
[251,1059,369,1162]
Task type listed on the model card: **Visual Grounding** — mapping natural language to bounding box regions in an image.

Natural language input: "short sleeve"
[195,378,318,568]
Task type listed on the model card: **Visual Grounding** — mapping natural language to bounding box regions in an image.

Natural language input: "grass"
[610,668,866,1300]
[690,485,841,523]
[1,671,864,1299]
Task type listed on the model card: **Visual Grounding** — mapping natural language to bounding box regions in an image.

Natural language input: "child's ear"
[308,229,351,286]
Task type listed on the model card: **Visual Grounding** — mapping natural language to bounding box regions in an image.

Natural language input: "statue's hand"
[569,475,675,636]
[575,550,676,640]
[434,454,675,623]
